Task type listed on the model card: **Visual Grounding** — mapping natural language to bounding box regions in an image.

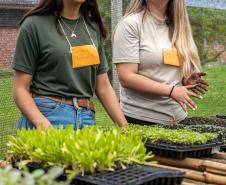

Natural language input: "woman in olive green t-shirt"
[113,0,208,125]
[12,0,127,129]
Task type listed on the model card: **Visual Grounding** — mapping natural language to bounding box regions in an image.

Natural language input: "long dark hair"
[20,0,108,39]
[165,0,174,39]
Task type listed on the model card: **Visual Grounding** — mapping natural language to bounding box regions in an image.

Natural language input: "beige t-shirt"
[113,11,187,124]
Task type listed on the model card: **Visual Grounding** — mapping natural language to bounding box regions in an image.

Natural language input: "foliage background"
[99,1,226,68]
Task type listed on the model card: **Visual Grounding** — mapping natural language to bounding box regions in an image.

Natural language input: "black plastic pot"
[21,162,185,185]
[220,144,226,152]
[145,141,223,160]
[216,115,226,120]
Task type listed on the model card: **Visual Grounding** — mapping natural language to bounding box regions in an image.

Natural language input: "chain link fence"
[0,0,226,159]
[0,72,18,159]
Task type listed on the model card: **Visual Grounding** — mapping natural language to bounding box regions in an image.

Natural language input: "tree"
[111,0,123,95]
[188,7,226,64]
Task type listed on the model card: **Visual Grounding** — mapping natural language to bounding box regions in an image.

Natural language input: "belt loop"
[87,99,90,109]
[61,97,66,107]
[73,97,79,109]
[62,97,66,103]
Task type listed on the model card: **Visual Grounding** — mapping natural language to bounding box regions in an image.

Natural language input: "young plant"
[0,165,71,185]
[7,126,154,175]
[122,125,219,145]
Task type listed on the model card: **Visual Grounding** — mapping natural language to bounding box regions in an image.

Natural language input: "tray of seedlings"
[7,126,184,185]
[180,116,226,128]
[22,162,184,185]
[122,125,223,160]
[179,117,226,152]
[185,124,226,152]
[216,115,226,120]
[164,124,226,152]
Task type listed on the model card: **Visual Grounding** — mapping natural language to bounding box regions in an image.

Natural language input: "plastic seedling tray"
[220,144,226,152]
[180,117,226,128]
[145,141,223,160]
[20,162,185,185]
[216,115,226,120]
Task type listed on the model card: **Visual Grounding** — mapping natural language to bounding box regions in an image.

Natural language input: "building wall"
[0,27,18,70]
[0,8,25,70]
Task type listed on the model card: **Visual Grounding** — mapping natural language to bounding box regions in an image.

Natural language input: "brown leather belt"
[32,93,95,112]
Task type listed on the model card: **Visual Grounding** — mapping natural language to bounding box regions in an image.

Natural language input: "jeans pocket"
[78,108,95,129]
[34,97,60,117]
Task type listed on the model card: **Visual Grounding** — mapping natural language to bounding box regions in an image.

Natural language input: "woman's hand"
[183,72,209,95]
[36,120,52,129]
[95,73,128,127]
[13,71,53,129]
[171,85,201,112]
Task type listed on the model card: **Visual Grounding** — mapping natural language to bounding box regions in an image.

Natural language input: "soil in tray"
[16,162,185,185]
[179,117,226,127]
[216,115,226,120]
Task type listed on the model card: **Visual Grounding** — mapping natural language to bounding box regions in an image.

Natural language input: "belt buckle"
[72,97,78,109]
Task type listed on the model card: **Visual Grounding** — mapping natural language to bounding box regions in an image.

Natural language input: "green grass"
[1,65,226,159]
[188,66,226,117]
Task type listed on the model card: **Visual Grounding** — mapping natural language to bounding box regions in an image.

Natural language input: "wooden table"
[152,152,226,185]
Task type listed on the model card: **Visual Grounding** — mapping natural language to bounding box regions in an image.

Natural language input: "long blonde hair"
[124,0,201,77]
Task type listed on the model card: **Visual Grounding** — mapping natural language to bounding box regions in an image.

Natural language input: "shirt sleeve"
[113,17,140,64]
[97,36,109,75]
[11,25,39,75]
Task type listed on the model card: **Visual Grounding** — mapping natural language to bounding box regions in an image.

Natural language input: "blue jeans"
[17,97,95,130]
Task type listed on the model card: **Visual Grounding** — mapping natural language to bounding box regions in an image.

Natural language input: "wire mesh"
[0,72,19,159]
[0,0,226,160]
[0,0,38,5]
[186,0,226,9]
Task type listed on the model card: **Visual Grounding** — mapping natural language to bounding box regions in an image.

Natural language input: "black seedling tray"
[71,165,184,185]
[21,162,184,185]
[180,117,226,128]
[216,115,226,120]
[145,141,223,160]
[220,144,226,152]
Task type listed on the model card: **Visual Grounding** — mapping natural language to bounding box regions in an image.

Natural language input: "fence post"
[111,0,123,96]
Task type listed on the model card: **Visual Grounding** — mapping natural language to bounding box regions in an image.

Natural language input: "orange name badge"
[72,45,100,69]
[163,48,181,67]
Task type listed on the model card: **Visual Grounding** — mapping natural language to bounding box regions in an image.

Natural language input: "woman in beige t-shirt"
[113,0,208,125]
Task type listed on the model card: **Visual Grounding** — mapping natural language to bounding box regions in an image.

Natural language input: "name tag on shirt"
[163,48,181,67]
[72,45,100,69]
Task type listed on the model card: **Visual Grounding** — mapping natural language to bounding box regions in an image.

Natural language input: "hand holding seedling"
[183,72,209,95]
[170,85,201,111]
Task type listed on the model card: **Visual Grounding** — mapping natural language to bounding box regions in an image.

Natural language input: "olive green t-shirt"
[12,14,109,98]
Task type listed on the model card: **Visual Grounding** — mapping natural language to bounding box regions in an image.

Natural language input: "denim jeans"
[17,97,95,130]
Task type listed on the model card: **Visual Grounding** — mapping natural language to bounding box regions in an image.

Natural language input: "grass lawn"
[0,65,226,159]
[188,66,226,117]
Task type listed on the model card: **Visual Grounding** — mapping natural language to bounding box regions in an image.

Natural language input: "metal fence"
[0,0,38,4]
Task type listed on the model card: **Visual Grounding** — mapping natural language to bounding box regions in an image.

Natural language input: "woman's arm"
[95,73,128,127]
[13,70,52,129]
[116,63,200,111]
